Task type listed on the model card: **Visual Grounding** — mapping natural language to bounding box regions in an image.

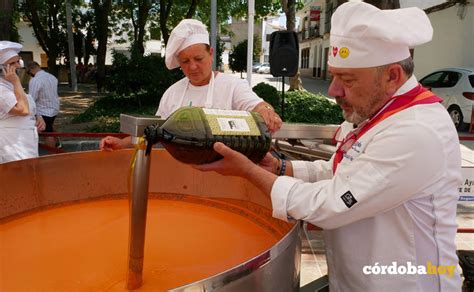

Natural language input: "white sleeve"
[0,87,17,118]
[231,78,263,111]
[271,122,446,229]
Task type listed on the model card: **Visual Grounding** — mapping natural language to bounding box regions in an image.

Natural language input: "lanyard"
[179,71,215,108]
[332,85,442,174]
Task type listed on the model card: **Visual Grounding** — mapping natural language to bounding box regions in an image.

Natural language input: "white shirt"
[0,78,38,163]
[156,73,263,118]
[28,70,59,117]
[271,76,462,291]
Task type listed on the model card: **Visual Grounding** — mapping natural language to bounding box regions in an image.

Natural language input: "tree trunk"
[185,0,199,18]
[282,0,304,91]
[92,0,112,92]
[135,0,151,55]
[0,0,14,40]
[24,0,60,76]
[364,0,400,9]
[160,0,173,45]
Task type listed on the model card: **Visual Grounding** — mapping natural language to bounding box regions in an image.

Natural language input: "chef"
[0,41,45,163]
[195,2,462,291]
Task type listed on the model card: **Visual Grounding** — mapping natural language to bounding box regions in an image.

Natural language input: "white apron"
[0,94,39,163]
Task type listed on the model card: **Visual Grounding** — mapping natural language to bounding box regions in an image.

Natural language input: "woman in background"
[0,41,45,163]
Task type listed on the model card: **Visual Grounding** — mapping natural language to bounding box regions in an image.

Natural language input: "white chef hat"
[165,19,210,69]
[328,1,433,68]
[0,41,22,65]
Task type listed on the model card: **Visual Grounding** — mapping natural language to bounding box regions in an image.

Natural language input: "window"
[420,71,462,88]
[419,72,444,88]
[301,48,310,69]
[441,72,461,87]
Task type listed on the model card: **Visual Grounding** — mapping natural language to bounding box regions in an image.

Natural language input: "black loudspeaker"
[269,31,299,77]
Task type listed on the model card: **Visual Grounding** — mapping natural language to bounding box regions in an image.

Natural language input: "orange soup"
[0,197,279,291]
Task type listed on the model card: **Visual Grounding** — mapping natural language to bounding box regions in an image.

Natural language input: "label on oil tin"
[203,108,261,136]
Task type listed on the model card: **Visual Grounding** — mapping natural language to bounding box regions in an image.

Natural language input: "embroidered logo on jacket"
[341,191,358,208]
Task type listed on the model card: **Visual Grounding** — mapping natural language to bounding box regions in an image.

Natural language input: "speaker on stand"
[269,31,299,120]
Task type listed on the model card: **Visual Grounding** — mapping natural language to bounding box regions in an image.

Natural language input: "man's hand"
[195,142,279,195]
[194,142,256,178]
[35,116,46,132]
[259,152,279,174]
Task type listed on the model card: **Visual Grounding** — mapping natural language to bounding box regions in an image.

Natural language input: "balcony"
[299,26,320,42]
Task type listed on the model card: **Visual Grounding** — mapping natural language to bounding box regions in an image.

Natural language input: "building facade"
[296,0,337,80]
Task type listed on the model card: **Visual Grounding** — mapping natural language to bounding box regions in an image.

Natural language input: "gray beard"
[343,109,367,125]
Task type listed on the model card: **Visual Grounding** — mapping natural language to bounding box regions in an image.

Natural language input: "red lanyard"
[332,85,442,174]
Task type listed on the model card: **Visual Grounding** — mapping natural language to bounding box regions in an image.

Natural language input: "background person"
[100,19,281,151]
[0,41,45,163]
[26,61,60,148]
[195,2,461,291]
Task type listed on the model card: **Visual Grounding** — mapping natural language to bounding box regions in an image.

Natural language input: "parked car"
[252,62,262,72]
[257,63,271,74]
[419,67,474,130]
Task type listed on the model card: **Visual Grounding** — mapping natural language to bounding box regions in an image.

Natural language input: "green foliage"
[253,83,343,124]
[283,91,343,124]
[229,38,260,74]
[252,82,281,112]
[106,51,183,107]
[72,93,157,132]
[229,41,247,73]
[74,52,183,132]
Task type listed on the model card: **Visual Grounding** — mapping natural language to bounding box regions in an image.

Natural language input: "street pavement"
[231,71,330,97]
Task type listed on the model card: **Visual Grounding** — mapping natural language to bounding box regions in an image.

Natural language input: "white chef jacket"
[156,72,263,118]
[271,76,462,291]
[0,78,38,163]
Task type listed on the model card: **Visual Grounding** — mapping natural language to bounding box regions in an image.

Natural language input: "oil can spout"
[119,114,165,290]
[144,124,162,156]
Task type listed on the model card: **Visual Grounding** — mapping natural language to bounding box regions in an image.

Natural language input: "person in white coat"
[196,2,462,291]
[100,19,281,151]
[0,41,45,163]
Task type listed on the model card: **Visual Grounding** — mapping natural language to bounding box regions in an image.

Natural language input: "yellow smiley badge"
[339,47,350,59]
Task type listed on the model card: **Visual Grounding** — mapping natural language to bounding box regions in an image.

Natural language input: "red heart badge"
[332,47,338,57]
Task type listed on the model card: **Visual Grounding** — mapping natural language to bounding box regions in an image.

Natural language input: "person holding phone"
[0,41,45,163]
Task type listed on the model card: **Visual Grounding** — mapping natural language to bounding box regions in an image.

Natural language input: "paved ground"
[56,83,104,132]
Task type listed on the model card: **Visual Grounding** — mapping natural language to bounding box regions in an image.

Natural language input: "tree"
[158,0,280,46]
[0,0,18,41]
[91,0,112,92]
[112,0,153,55]
[229,38,260,78]
[281,0,304,91]
[364,0,400,9]
[21,0,65,76]
[73,10,97,65]
[229,41,247,78]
